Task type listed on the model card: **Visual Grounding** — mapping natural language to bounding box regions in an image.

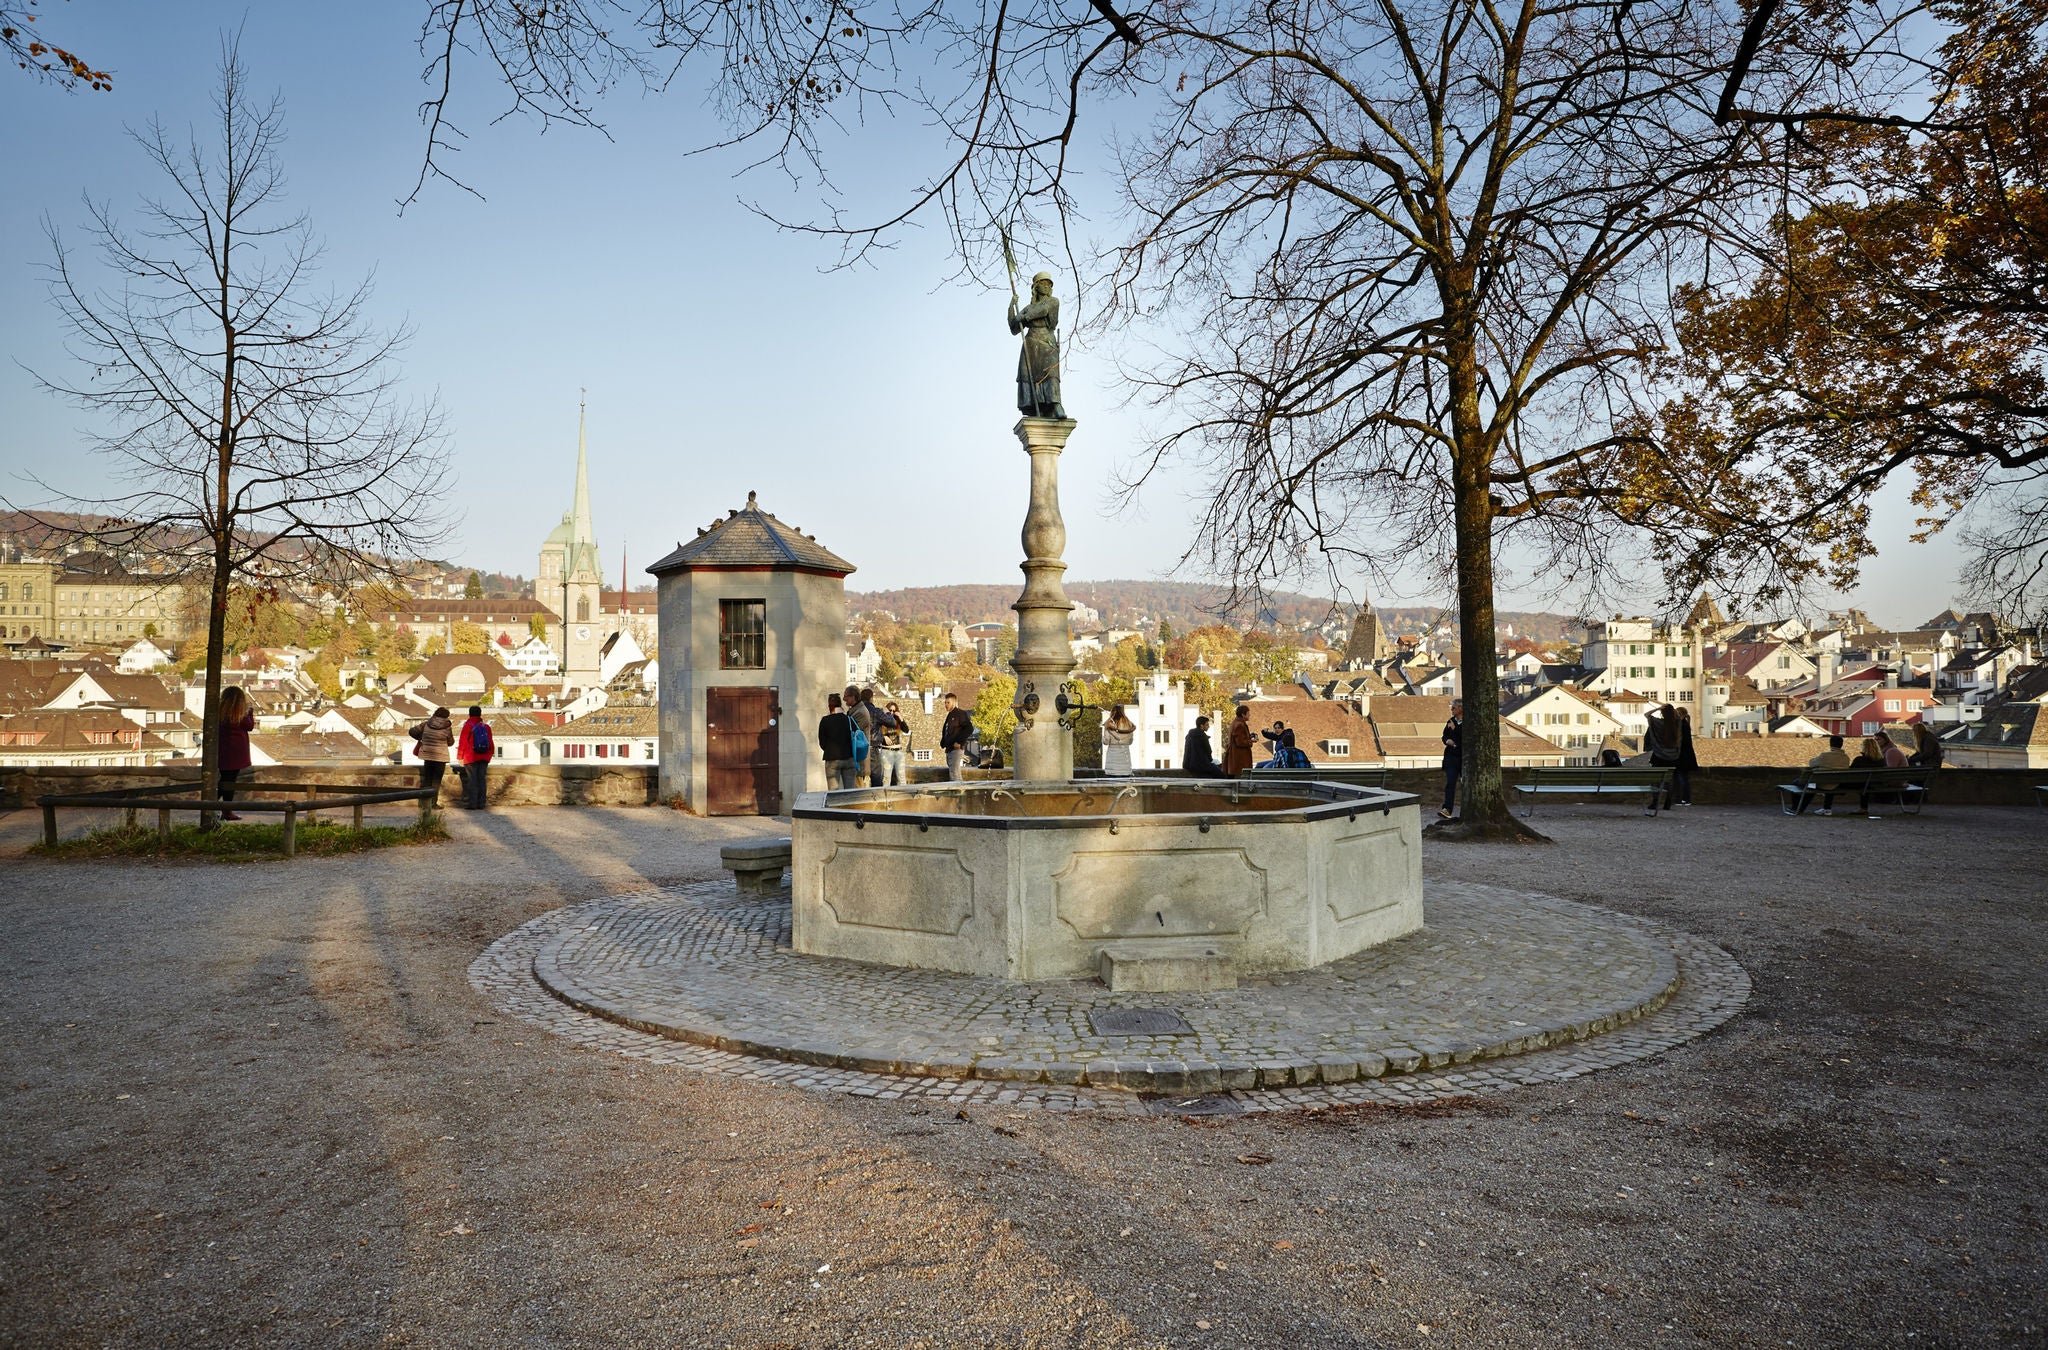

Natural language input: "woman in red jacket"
[217,686,255,821]
[456,705,494,810]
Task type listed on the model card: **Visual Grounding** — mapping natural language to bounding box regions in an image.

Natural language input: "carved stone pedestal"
[1010,417,1079,782]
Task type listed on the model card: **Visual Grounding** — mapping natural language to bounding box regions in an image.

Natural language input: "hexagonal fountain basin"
[790,779,1423,986]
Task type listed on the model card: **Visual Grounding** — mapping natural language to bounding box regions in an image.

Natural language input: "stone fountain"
[788,273,1424,991]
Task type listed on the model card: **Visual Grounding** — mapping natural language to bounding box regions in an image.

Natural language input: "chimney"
[1885,669,1899,688]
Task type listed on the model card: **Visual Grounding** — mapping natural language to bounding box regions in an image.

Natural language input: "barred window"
[720,599,767,669]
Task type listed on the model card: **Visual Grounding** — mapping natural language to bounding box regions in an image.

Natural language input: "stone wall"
[6,761,2036,810]
[1108,765,2047,809]
[0,763,660,809]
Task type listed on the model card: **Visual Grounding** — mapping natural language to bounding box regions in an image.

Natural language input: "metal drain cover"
[1090,1007,1193,1036]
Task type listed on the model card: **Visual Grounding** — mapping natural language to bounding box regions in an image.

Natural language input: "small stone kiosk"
[649,494,855,815]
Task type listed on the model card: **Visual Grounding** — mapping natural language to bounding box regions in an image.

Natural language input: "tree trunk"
[1433,328,1547,843]
[199,320,235,829]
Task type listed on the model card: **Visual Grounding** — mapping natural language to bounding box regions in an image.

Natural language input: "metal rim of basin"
[791,777,1419,831]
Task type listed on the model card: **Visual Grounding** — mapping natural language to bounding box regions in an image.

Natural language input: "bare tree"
[1077,0,1905,836]
[1959,466,2048,626]
[20,41,451,820]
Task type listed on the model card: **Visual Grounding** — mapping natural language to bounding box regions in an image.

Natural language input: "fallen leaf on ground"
[1196,1320,1212,1330]
[1272,1240,1295,1250]
[1236,1153,1273,1166]
[736,1238,760,1249]
[440,1223,475,1237]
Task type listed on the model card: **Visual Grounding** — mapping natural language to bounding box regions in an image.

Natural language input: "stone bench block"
[720,837,793,895]
[1097,940,1238,993]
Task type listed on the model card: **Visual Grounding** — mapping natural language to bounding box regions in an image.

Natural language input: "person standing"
[939,691,975,781]
[410,707,454,803]
[1222,705,1256,778]
[1182,715,1220,777]
[1438,698,1463,821]
[1101,705,1136,776]
[457,706,494,809]
[1643,703,1684,814]
[875,700,908,787]
[858,687,891,787]
[1674,705,1699,805]
[818,693,859,789]
[215,685,255,822]
[844,685,875,788]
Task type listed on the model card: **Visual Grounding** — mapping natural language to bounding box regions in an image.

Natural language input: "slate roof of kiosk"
[646,492,855,577]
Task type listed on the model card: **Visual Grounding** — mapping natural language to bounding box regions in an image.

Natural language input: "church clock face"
[575,626,590,641]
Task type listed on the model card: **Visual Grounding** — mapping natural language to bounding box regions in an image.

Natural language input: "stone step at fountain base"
[1097,940,1239,992]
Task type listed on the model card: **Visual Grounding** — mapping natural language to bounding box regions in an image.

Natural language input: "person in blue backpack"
[1257,728,1313,770]
[457,706,494,809]
[1274,728,1313,770]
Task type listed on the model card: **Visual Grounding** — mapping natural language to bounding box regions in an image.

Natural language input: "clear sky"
[0,2,1970,629]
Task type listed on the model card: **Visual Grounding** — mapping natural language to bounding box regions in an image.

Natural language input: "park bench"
[1775,767,1931,817]
[720,837,793,894]
[1511,765,1674,817]
[1238,766,1391,789]
[2037,783,2048,809]
[36,779,439,857]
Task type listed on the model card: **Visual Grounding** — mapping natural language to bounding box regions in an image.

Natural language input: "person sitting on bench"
[1805,735,1852,815]
[1851,736,1892,815]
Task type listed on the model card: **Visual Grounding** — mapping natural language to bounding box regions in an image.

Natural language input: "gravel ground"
[0,803,2042,1349]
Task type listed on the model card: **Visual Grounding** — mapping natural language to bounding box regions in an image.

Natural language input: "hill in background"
[847,579,1585,644]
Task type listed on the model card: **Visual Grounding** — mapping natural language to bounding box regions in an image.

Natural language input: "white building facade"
[1583,617,1706,720]
[1121,670,1202,772]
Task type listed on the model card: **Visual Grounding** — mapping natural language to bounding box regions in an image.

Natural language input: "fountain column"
[1010,416,1079,781]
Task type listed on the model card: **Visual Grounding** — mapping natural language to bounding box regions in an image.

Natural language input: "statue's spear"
[1001,227,1019,304]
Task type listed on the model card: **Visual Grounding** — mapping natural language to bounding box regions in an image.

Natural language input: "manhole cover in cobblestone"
[1089,1008,1193,1036]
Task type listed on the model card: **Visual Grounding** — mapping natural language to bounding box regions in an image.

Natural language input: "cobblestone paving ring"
[470,881,1748,1115]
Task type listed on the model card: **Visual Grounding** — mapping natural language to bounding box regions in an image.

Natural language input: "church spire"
[567,390,599,581]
